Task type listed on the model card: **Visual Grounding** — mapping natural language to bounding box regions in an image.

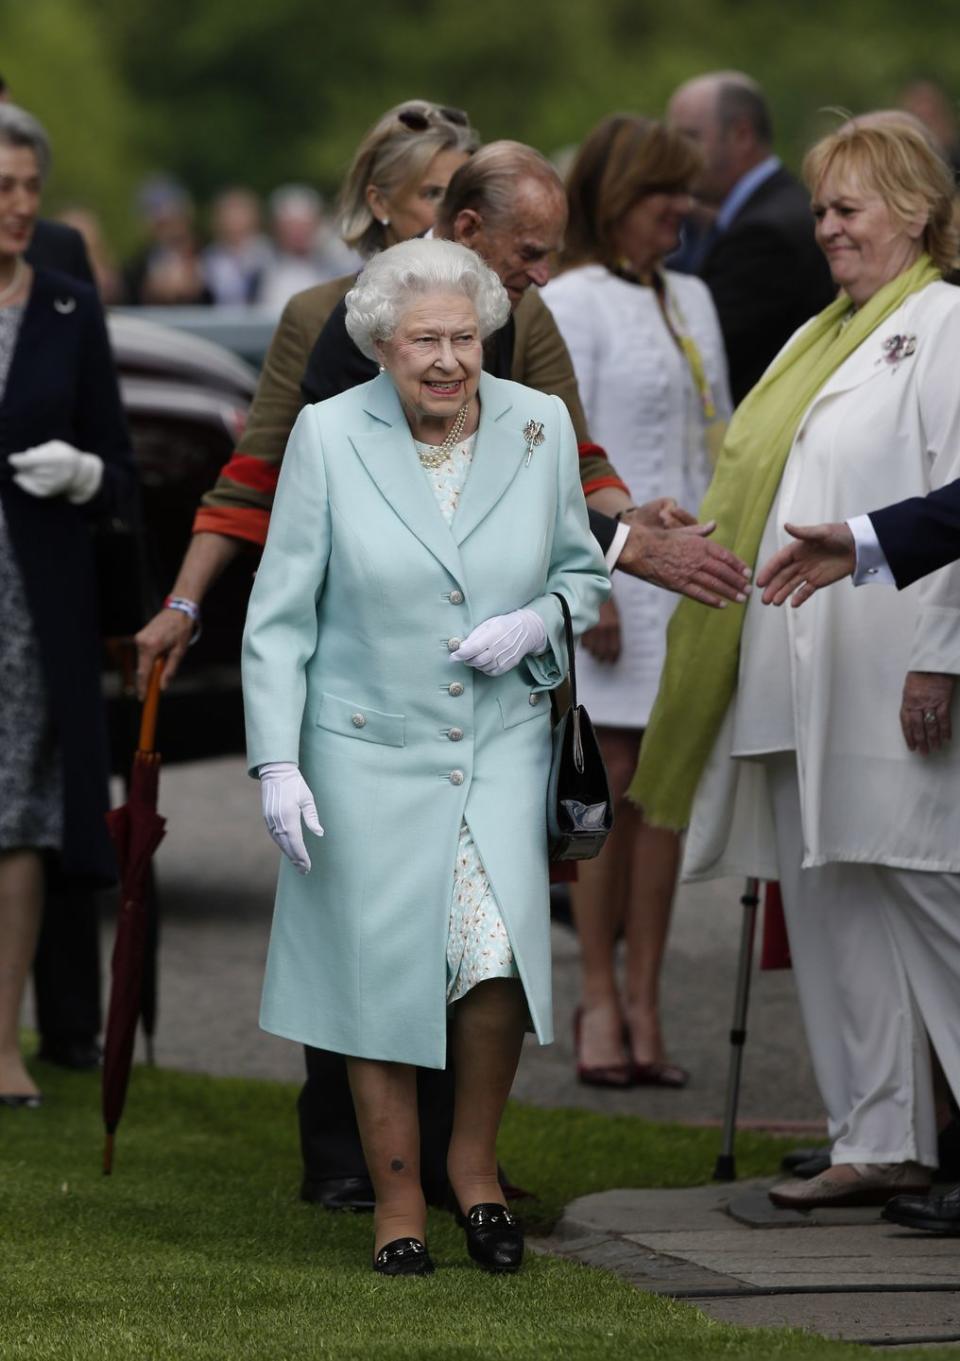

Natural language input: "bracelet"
[164,594,202,646]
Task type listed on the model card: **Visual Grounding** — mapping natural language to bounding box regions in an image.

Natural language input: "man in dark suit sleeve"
[867,485,960,588]
[668,72,836,403]
[755,483,960,606]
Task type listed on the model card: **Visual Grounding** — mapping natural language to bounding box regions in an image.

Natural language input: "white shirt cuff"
[605,520,631,571]
[848,514,896,587]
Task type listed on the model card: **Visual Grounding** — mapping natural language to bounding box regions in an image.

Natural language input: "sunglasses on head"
[397,105,469,132]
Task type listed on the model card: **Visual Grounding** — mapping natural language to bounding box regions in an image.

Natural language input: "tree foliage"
[2,0,142,246]
[9,0,960,246]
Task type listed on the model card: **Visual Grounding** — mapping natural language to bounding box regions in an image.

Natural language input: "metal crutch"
[713,877,761,1182]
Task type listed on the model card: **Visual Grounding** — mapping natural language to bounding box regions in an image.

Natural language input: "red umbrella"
[101,659,166,1174]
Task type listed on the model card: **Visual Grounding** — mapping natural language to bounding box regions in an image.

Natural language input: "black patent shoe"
[458,1203,524,1273]
[372,1237,435,1276]
[0,1093,43,1109]
[883,1183,960,1233]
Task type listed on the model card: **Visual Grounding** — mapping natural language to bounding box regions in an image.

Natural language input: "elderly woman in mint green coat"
[242,238,609,1276]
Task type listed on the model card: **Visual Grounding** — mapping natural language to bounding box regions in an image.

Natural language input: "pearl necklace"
[416,404,469,469]
[0,256,24,306]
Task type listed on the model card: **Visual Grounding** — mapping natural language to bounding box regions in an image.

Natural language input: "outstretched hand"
[756,522,856,607]
[618,516,752,609]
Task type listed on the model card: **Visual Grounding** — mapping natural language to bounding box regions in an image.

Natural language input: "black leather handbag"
[546,592,613,861]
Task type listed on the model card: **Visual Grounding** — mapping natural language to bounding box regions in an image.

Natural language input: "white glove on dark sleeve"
[9,440,104,504]
[258,761,324,875]
[450,607,547,677]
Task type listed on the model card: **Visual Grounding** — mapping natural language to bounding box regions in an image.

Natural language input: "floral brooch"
[878,333,917,369]
[523,419,545,466]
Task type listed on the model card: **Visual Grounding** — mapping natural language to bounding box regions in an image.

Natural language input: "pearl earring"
[378,364,385,373]
[379,217,391,227]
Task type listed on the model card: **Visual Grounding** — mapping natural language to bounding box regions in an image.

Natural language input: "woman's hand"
[581,596,621,664]
[900,672,955,755]
[756,522,856,606]
[9,440,104,504]
[258,762,324,873]
[449,608,547,676]
[134,607,196,700]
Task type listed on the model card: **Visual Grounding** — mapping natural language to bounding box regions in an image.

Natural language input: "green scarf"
[628,254,941,829]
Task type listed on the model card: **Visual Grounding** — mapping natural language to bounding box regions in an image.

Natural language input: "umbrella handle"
[138,658,164,753]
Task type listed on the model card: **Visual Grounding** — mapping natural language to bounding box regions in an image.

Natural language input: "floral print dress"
[415,432,520,1004]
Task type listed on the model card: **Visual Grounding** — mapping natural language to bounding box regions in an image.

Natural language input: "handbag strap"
[551,591,585,773]
[551,592,577,707]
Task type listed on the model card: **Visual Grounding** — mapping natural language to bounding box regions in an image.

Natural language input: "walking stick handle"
[138,658,164,753]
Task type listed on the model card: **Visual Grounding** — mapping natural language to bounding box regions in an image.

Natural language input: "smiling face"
[375,290,483,432]
[612,189,693,275]
[369,148,471,246]
[812,166,925,307]
[0,143,41,259]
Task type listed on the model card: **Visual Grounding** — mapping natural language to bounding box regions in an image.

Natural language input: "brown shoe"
[769,1161,930,1209]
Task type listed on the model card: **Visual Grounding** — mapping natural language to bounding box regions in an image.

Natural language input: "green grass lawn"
[1,1057,956,1361]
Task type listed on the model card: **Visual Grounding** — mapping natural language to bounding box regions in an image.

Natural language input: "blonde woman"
[634,118,960,1209]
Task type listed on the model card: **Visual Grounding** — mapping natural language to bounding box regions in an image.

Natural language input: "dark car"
[105,313,260,766]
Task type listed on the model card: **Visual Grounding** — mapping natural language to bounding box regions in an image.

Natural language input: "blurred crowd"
[63,177,362,311]
[50,77,960,315]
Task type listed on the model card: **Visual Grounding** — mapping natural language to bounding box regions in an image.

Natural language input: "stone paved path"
[537,1184,960,1347]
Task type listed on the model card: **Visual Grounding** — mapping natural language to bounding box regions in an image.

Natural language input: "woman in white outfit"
[542,116,732,1086]
[632,118,960,1207]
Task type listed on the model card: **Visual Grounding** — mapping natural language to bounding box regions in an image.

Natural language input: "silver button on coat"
[449,770,464,785]
[448,682,464,697]
[448,727,464,742]
[449,589,464,605]
[351,713,366,728]
[447,637,462,652]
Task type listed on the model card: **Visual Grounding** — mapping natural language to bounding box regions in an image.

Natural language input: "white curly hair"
[344,238,510,360]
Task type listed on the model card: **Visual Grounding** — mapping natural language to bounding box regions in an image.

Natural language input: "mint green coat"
[242,371,610,1067]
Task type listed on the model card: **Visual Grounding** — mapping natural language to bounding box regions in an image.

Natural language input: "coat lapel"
[804,295,921,418]
[349,373,465,582]
[451,373,522,546]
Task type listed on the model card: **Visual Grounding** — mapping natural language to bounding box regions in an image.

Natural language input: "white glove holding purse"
[450,607,547,677]
[9,440,104,504]
[258,761,324,874]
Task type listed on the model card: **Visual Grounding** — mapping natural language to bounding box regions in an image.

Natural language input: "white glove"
[258,761,324,875]
[9,440,104,505]
[450,608,547,677]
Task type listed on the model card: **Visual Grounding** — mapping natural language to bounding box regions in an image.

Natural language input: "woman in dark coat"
[0,105,137,1105]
